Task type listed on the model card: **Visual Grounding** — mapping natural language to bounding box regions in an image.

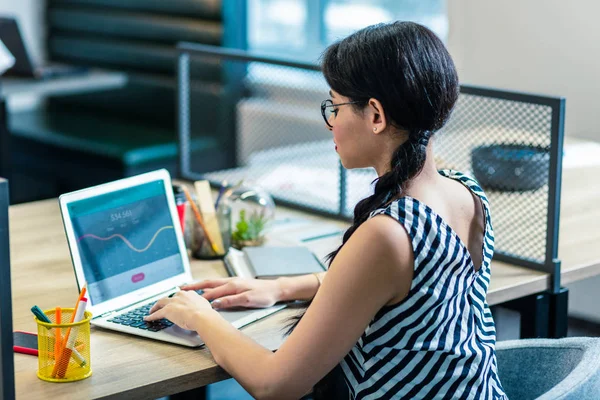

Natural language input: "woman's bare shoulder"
[343,214,414,282]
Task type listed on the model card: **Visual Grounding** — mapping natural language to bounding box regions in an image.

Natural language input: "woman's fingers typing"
[180,278,233,291]
[212,292,277,309]
[149,297,169,314]
[212,293,251,309]
[202,282,242,301]
[179,277,280,309]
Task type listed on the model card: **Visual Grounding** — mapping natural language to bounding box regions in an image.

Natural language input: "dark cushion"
[9,109,218,166]
[48,0,223,20]
[48,8,223,44]
[45,1,228,126]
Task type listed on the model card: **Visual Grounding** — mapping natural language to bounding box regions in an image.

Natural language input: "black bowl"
[471,144,550,191]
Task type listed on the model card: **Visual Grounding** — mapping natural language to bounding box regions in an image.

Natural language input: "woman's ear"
[367,98,387,134]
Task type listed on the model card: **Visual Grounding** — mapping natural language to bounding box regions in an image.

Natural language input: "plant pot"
[232,237,266,250]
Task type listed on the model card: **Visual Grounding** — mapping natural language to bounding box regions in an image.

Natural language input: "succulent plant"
[231,209,269,247]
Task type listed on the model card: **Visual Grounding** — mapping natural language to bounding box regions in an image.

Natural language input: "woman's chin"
[339,158,365,170]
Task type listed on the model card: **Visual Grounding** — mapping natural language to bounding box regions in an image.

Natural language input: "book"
[224,246,326,279]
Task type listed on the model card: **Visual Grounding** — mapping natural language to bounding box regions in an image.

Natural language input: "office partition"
[0,178,14,400]
[177,43,565,293]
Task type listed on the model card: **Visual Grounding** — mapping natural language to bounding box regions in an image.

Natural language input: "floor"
[493,306,600,341]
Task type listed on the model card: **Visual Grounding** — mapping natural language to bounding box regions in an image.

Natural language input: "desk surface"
[10,161,600,399]
[9,200,302,399]
[1,70,128,98]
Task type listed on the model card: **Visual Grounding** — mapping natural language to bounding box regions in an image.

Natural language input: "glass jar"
[224,184,275,250]
[189,194,232,260]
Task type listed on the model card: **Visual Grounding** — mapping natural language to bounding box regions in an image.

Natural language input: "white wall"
[0,0,46,65]
[447,0,600,322]
[447,0,600,141]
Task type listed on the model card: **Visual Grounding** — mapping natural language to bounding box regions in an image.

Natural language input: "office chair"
[496,337,600,399]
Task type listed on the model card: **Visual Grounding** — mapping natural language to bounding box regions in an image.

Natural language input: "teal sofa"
[8,0,245,203]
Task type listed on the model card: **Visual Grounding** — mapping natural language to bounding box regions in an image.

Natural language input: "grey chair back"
[496,337,600,400]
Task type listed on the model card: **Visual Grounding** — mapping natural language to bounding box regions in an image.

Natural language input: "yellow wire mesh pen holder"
[35,308,93,382]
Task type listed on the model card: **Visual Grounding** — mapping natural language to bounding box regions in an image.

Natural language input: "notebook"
[59,169,285,347]
[225,246,326,279]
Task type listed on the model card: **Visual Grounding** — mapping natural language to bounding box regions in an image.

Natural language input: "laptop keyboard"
[107,303,174,332]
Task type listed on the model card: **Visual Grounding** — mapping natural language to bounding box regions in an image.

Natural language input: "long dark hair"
[289,21,459,399]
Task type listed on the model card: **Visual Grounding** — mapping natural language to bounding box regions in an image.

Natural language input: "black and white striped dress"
[340,170,507,399]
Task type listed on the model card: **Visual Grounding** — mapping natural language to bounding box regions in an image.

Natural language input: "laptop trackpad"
[217,305,286,328]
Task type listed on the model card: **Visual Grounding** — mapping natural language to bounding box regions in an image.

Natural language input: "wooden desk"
[10,159,600,398]
[9,200,298,399]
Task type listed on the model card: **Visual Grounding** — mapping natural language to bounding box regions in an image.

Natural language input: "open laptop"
[0,16,88,79]
[58,169,285,347]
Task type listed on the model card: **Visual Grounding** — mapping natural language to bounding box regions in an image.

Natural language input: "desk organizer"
[177,43,566,291]
[35,309,92,382]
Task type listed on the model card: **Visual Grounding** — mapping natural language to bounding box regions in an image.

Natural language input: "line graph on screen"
[77,225,174,253]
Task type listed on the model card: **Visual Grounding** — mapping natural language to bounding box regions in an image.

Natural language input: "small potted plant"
[231,209,269,249]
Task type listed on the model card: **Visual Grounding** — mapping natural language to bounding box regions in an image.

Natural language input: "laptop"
[58,169,285,347]
[0,16,88,79]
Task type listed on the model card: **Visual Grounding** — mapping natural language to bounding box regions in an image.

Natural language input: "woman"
[146,21,507,400]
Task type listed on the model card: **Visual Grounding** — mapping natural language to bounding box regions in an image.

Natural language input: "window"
[248,0,448,61]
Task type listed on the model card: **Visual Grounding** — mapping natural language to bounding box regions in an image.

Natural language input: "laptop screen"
[67,180,185,304]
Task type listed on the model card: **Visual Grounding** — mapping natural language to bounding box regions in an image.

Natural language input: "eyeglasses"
[321,99,364,128]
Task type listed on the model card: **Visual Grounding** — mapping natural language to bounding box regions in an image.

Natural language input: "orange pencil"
[55,307,62,359]
[182,186,219,254]
[52,285,87,378]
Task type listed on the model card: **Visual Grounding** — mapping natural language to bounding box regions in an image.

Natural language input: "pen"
[214,180,228,210]
[222,178,244,200]
[55,297,88,378]
[300,230,344,243]
[30,306,86,367]
[69,285,87,323]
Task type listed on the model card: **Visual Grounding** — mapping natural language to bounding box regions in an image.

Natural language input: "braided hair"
[289,21,459,399]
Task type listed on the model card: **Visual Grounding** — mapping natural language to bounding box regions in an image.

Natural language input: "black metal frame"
[0,178,15,400]
[458,86,566,293]
[176,43,566,295]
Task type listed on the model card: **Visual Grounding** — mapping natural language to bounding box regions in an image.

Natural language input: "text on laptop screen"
[67,180,184,304]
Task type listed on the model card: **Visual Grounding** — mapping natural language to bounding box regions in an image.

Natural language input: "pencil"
[55,307,62,359]
[182,186,219,254]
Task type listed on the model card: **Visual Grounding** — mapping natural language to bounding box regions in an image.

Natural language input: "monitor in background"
[0,17,35,78]
[0,16,88,80]
[0,178,15,400]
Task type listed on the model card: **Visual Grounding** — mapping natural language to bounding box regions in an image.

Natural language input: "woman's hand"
[144,290,215,331]
[180,278,283,309]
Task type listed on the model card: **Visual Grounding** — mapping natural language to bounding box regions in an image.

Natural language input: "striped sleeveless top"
[340,170,507,400]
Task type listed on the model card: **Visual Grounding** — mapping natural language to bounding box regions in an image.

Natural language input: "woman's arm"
[182,215,413,399]
[180,271,326,308]
[277,272,325,301]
